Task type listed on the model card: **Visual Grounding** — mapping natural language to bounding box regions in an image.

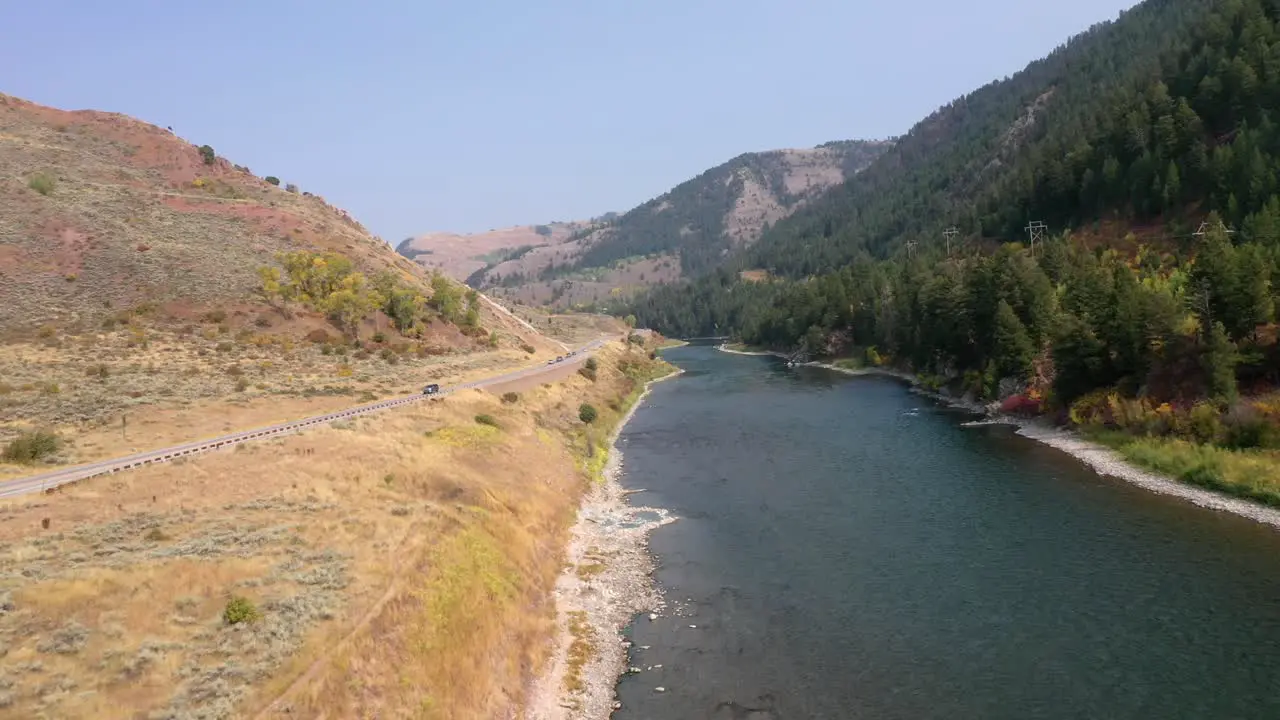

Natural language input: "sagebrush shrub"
[28,172,55,196]
[223,596,260,625]
[3,430,61,464]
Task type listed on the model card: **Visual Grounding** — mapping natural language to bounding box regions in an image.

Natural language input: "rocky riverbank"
[810,359,1280,530]
[714,343,775,356]
[525,369,683,720]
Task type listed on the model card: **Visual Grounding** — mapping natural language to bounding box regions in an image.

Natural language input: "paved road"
[0,338,611,499]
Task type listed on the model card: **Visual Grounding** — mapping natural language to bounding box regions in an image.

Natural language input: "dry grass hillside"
[400,141,892,310]
[0,92,577,470]
[0,337,674,719]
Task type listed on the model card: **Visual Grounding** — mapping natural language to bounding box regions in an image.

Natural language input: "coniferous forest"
[625,0,1280,499]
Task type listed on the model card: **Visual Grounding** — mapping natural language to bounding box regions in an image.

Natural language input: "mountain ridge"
[396,139,891,308]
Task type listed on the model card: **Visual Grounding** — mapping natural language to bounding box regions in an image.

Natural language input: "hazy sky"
[3,0,1138,241]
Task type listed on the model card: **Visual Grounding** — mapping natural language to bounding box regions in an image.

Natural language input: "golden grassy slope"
[0,339,670,719]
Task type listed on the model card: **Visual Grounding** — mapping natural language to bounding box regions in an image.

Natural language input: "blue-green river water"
[612,344,1280,719]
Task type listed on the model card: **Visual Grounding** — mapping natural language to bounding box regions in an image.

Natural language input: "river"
[611,344,1280,719]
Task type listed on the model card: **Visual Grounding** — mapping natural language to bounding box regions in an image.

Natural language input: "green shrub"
[223,596,261,625]
[578,404,598,424]
[2,430,62,465]
[1185,401,1223,444]
[372,331,386,343]
[521,343,536,354]
[265,176,281,186]
[501,392,520,404]
[577,366,597,382]
[379,347,396,363]
[1222,405,1278,449]
[204,309,227,323]
[584,357,598,371]
[627,333,644,345]
[216,341,233,353]
[198,144,216,165]
[475,414,501,428]
[28,172,56,196]
[87,364,110,380]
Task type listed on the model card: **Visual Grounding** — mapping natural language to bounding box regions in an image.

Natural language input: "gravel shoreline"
[809,360,1280,530]
[524,368,683,720]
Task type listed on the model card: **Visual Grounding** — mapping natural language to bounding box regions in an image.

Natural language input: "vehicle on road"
[423,383,440,395]
[556,356,564,362]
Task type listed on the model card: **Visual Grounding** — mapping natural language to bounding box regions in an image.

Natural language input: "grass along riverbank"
[0,338,672,719]
[1082,429,1280,508]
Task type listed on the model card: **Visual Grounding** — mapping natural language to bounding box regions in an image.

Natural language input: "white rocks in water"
[688,624,697,628]
[655,687,666,693]
[654,664,663,669]
[648,613,658,621]
[627,666,642,674]
[640,645,651,650]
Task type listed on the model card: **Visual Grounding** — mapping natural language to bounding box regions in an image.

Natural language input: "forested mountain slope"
[432,140,889,310]
[631,0,1280,500]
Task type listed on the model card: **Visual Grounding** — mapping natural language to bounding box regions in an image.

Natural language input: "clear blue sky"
[3,0,1138,241]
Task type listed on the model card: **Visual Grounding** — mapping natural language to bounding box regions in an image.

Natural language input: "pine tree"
[992,300,1035,380]
[1202,321,1239,403]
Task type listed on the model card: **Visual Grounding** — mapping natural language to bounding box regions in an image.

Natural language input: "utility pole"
[943,227,959,257]
[1024,220,1047,256]
[905,238,918,259]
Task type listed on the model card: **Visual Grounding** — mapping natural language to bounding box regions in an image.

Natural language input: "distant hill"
[395,221,592,285]
[398,141,891,309]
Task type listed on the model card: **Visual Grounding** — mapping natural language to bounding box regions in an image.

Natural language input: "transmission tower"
[943,226,959,256]
[1024,220,1047,255]
[905,238,918,259]
[1193,220,1235,239]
